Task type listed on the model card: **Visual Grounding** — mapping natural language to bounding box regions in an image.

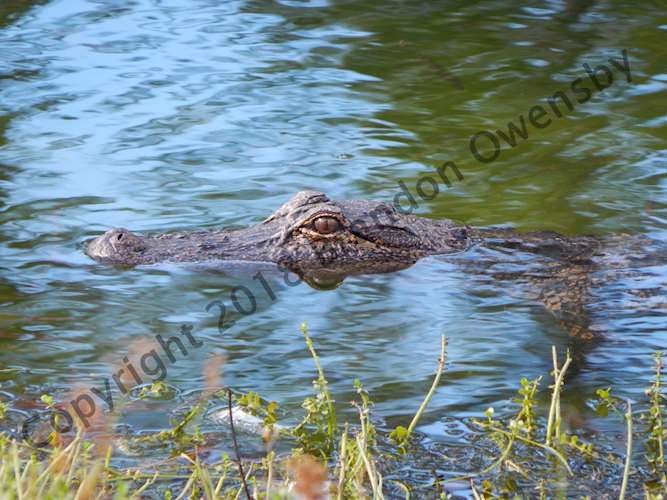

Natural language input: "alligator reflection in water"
[86,190,665,341]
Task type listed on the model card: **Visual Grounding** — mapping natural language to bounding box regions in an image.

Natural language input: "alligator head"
[86,191,470,284]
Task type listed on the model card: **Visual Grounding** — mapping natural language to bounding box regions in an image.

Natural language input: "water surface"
[0,0,666,488]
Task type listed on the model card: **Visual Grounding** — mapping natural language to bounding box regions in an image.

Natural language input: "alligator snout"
[86,228,147,262]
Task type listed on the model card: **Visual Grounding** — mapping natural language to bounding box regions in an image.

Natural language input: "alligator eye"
[116,233,124,241]
[313,216,340,234]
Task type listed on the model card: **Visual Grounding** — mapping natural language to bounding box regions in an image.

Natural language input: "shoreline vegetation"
[0,325,665,499]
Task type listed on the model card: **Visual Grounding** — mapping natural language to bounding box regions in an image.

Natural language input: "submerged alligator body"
[87,190,662,339]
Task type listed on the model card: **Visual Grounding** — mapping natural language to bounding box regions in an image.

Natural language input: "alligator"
[86,190,663,339]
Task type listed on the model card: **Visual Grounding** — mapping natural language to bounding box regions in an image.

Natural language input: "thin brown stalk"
[228,388,252,500]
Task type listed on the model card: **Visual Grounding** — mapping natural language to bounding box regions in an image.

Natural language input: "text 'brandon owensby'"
[469,49,632,163]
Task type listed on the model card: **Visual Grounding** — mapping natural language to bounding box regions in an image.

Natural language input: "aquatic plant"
[0,333,665,498]
[642,351,667,497]
[390,335,446,450]
[292,322,338,459]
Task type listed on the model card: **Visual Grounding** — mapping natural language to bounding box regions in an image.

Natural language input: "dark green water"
[0,0,666,491]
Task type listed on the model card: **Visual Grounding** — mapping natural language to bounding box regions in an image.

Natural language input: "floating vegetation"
[0,335,664,499]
